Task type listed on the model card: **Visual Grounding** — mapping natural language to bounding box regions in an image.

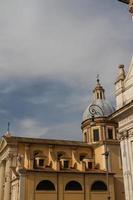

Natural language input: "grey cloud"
[0,0,132,84]
[0,78,86,138]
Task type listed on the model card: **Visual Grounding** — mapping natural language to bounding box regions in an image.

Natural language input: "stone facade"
[111,57,133,200]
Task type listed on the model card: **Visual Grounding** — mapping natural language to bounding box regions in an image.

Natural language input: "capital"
[117,131,128,140]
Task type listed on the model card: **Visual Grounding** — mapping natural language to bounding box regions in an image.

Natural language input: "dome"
[82,78,115,122]
[82,99,115,122]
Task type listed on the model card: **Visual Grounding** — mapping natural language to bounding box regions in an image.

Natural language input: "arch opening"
[65,181,82,191]
[91,181,107,191]
[36,180,55,191]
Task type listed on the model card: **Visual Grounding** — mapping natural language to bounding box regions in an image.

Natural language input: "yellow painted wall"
[91,192,107,200]
[35,193,57,200]
[94,145,105,170]
[64,193,84,200]
[24,172,115,200]
[114,176,125,200]
[108,145,121,173]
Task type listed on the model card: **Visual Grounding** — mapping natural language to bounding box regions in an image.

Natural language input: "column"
[0,161,5,200]
[125,137,133,200]
[3,155,12,200]
[18,172,26,200]
[120,136,132,200]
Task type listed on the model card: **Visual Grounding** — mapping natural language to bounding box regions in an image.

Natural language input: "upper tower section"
[93,77,105,101]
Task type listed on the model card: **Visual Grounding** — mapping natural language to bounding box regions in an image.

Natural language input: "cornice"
[110,100,133,120]
[81,117,117,130]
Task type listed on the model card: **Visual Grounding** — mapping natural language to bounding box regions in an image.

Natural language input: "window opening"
[39,159,44,167]
[64,160,69,169]
[36,180,55,191]
[91,181,107,191]
[65,181,82,191]
[88,162,93,169]
[108,128,113,139]
[84,132,87,142]
[100,92,102,99]
[93,129,99,142]
[80,155,86,161]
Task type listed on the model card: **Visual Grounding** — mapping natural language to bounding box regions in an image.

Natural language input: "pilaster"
[0,160,5,200]
[18,171,26,200]
[24,144,30,169]
[119,130,133,200]
[3,154,12,200]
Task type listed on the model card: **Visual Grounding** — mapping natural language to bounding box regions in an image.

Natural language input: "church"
[0,1,132,200]
[0,78,125,200]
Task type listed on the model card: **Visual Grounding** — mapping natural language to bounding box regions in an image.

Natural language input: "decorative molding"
[118,128,133,140]
[118,131,128,140]
[89,104,104,118]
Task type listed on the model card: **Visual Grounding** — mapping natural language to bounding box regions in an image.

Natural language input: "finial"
[4,122,11,137]
[7,122,10,132]
[97,74,100,84]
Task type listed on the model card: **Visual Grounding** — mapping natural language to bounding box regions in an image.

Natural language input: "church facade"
[0,81,125,200]
[111,57,133,200]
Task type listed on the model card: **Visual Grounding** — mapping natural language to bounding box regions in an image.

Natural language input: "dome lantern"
[93,76,105,101]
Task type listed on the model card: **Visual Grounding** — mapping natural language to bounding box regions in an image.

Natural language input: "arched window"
[91,181,107,191]
[36,180,55,191]
[65,181,82,191]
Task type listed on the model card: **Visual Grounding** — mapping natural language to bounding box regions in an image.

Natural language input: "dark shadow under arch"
[91,181,107,191]
[36,180,55,191]
[65,180,82,191]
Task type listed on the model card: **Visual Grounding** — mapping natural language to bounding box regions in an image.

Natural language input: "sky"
[0,0,133,140]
